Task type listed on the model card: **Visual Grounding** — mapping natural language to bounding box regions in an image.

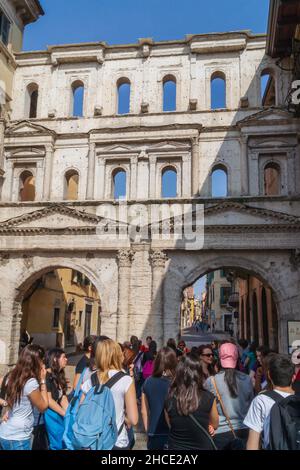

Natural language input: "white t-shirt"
[0,378,39,441]
[243,390,292,448]
[81,370,133,448]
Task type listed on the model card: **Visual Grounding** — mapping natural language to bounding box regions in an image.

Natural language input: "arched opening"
[19,170,35,202]
[211,166,228,197]
[261,70,276,106]
[20,267,101,352]
[117,78,131,115]
[163,75,177,112]
[211,72,226,110]
[162,166,177,198]
[252,292,259,345]
[64,170,79,200]
[72,81,84,117]
[178,267,278,349]
[264,162,281,196]
[113,168,127,199]
[26,83,39,119]
[261,287,269,347]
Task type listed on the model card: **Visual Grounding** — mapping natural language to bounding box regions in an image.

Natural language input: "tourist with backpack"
[0,345,49,451]
[78,339,138,450]
[141,347,177,450]
[205,342,254,450]
[165,354,219,450]
[244,354,299,450]
[44,348,68,450]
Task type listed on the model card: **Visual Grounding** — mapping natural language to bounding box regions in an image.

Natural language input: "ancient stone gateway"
[0,31,299,372]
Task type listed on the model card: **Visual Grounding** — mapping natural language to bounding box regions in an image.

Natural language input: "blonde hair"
[95,339,124,383]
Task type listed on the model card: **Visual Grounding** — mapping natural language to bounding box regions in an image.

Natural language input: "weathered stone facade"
[0,31,299,372]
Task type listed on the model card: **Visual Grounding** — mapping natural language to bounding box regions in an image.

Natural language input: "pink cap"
[219,343,239,369]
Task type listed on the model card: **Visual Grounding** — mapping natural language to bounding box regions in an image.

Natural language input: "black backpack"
[263,391,300,450]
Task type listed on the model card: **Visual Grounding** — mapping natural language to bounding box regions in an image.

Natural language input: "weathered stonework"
[0,31,299,372]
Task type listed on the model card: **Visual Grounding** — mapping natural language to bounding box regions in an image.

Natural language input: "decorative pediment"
[98,144,135,154]
[237,107,294,127]
[1,206,99,232]
[204,202,300,225]
[0,205,130,235]
[146,201,300,236]
[148,141,190,151]
[6,121,56,137]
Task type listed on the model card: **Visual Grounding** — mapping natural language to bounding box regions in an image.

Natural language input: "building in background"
[205,270,232,332]
[21,268,101,350]
[0,0,43,192]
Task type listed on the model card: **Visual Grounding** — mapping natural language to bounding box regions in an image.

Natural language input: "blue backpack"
[71,371,126,450]
[63,368,87,450]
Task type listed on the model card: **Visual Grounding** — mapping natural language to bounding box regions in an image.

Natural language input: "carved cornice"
[150,250,168,268]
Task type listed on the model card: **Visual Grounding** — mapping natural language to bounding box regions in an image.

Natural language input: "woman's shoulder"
[24,377,39,395]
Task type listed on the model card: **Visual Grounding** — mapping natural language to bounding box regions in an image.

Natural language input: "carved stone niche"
[240,96,249,108]
[94,106,103,117]
[141,102,149,114]
[189,99,198,111]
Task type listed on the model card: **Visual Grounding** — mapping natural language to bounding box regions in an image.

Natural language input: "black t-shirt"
[46,372,64,403]
[142,376,171,436]
[166,391,215,450]
[75,354,90,374]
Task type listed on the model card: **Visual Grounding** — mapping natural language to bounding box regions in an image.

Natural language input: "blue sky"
[24,0,270,50]
[24,0,270,298]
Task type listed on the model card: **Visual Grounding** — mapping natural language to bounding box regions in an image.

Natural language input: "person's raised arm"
[28,365,48,413]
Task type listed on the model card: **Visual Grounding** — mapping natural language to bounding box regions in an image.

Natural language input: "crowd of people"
[0,333,299,451]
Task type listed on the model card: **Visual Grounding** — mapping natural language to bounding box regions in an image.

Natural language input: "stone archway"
[0,254,118,371]
[162,251,294,353]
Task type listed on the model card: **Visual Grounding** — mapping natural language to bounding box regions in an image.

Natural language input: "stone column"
[149,155,157,199]
[192,138,200,196]
[116,249,134,343]
[182,154,191,197]
[130,156,138,200]
[150,250,168,348]
[86,142,96,200]
[240,135,249,195]
[0,119,4,171]
[43,145,54,200]
[98,158,106,199]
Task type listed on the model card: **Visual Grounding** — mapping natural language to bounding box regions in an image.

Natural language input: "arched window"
[64,170,79,200]
[117,78,131,115]
[72,81,84,117]
[19,171,35,201]
[211,166,228,197]
[211,72,226,110]
[26,83,39,118]
[261,70,275,106]
[264,162,280,196]
[163,76,177,112]
[113,169,127,199]
[162,166,177,198]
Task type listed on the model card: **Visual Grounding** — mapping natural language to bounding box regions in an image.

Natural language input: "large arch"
[162,252,286,351]
[5,257,116,367]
